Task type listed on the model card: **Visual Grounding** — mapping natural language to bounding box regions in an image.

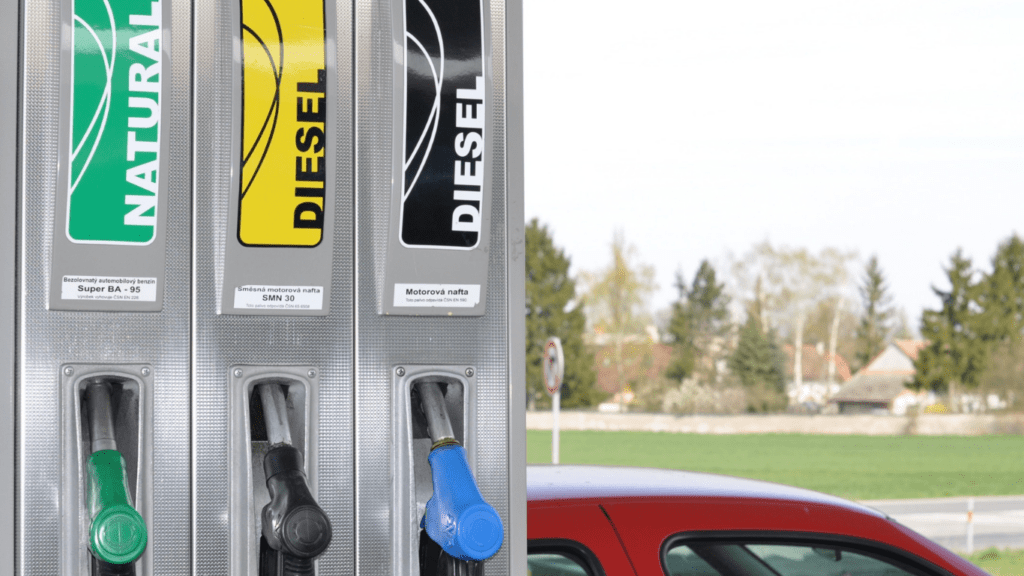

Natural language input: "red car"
[527,465,987,576]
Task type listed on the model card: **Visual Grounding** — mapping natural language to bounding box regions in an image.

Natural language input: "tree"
[525,219,598,409]
[731,241,855,389]
[978,337,1024,410]
[581,230,657,410]
[976,235,1024,344]
[855,255,895,369]
[727,315,787,412]
[913,250,987,411]
[973,235,1024,409]
[665,260,732,382]
[804,298,858,374]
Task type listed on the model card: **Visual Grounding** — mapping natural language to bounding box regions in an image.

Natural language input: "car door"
[528,501,637,576]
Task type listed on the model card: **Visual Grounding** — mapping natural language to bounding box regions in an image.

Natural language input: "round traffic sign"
[543,337,564,395]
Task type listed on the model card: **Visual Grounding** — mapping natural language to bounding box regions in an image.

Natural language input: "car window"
[666,542,923,576]
[528,552,590,576]
[664,544,723,576]
[748,544,916,576]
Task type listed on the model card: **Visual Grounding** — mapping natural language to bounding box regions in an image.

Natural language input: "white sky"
[523,0,1024,327]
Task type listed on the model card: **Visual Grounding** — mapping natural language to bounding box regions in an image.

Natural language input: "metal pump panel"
[13,0,193,569]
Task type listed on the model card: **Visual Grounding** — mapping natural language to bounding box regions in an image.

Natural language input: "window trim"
[659,531,956,576]
[528,538,607,576]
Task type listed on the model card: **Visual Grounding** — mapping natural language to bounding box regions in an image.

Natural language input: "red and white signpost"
[544,337,564,464]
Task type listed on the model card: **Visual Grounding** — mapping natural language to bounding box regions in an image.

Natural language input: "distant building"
[830,340,926,415]
[591,341,673,412]
[782,343,852,408]
[593,342,673,394]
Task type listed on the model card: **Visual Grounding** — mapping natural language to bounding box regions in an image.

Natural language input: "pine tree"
[525,219,598,408]
[976,235,1024,343]
[975,235,1024,409]
[666,260,731,382]
[728,315,787,412]
[855,255,895,369]
[913,250,987,409]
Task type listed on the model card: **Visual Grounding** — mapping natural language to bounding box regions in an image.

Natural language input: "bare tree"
[581,230,657,411]
[732,241,856,390]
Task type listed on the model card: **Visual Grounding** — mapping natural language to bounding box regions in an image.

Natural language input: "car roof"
[527,464,885,518]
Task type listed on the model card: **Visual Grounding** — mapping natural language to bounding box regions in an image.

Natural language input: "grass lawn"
[962,548,1024,576]
[526,430,1024,500]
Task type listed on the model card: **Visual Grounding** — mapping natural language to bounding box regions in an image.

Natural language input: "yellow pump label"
[239,0,326,247]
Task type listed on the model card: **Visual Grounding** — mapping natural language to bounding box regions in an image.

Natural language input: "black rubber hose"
[260,536,315,576]
[437,550,485,576]
[281,553,315,576]
[92,555,136,576]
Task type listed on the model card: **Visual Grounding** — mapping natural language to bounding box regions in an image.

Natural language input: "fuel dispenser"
[192,0,349,567]
[352,0,526,568]
[10,0,193,570]
[7,0,522,569]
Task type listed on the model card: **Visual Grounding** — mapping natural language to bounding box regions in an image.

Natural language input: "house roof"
[858,340,927,375]
[782,344,852,383]
[831,372,913,403]
[895,339,926,362]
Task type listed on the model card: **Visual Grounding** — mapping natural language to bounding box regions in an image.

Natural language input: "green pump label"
[67,0,163,245]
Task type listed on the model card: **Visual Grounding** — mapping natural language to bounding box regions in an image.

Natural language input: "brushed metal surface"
[1,0,17,572]
[192,0,354,572]
[354,0,515,572]
[18,0,192,571]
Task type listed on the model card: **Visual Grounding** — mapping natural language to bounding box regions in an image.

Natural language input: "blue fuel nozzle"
[422,443,504,562]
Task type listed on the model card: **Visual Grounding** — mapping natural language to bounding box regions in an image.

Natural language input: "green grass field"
[963,548,1024,576]
[526,430,1024,500]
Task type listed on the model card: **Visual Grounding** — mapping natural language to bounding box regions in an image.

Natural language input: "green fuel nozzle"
[85,382,147,566]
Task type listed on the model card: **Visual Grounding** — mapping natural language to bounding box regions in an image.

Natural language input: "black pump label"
[399,0,486,250]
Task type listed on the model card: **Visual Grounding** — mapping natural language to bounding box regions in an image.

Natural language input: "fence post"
[966,497,975,554]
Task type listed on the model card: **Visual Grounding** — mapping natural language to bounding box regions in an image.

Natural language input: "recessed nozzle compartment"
[61,365,153,576]
[230,366,329,576]
[394,366,502,576]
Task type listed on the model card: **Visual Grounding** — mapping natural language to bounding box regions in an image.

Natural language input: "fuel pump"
[14,0,192,569]
[351,0,525,569]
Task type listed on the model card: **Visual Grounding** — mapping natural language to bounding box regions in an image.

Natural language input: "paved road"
[859,496,1024,553]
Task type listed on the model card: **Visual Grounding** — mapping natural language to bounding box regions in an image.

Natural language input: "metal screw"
[233,368,243,378]
[465,368,475,377]
[63,366,74,377]
[141,367,151,377]
[396,367,406,377]
[307,369,317,378]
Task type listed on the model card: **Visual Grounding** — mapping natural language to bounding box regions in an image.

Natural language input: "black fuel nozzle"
[261,444,332,559]
[257,383,331,576]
